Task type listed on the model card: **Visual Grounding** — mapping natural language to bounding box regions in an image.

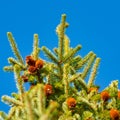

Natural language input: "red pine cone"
[118,91,120,99]
[44,84,53,96]
[100,91,110,101]
[25,56,36,66]
[35,59,44,69]
[21,75,28,82]
[67,97,76,109]
[28,66,37,74]
[110,109,120,120]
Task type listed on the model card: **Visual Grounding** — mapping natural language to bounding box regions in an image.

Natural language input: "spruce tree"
[0,14,120,120]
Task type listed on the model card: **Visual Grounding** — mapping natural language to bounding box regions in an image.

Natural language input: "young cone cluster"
[0,14,120,120]
[100,91,110,102]
[26,55,44,74]
[67,97,76,109]
[110,109,120,120]
[44,84,53,96]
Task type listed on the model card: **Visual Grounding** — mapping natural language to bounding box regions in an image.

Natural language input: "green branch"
[63,45,82,63]
[42,46,58,63]
[14,64,25,102]
[56,14,67,62]
[88,57,101,88]
[32,34,39,60]
[2,96,23,106]
[63,64,69,96]
[81,54,96,80]
[7,32,24,65]
[3,66,14,72]
[75,51,94,70]
[8,57,26,70]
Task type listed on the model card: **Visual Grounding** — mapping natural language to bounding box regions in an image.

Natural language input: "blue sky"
[0,0,120,113]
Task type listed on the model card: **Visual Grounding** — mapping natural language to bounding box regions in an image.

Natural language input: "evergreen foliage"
[0,14,120,120]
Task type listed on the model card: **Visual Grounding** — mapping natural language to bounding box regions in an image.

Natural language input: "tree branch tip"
[41,46,46,49]
[7,32,12,36]
[34,34,38,37]
[78,45,82,48]
[62,14,66,17]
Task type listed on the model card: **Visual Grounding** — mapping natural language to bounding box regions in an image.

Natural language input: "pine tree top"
[0,14,119,120]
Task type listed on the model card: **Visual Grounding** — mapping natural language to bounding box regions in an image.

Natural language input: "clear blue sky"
[0,0,120,113]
